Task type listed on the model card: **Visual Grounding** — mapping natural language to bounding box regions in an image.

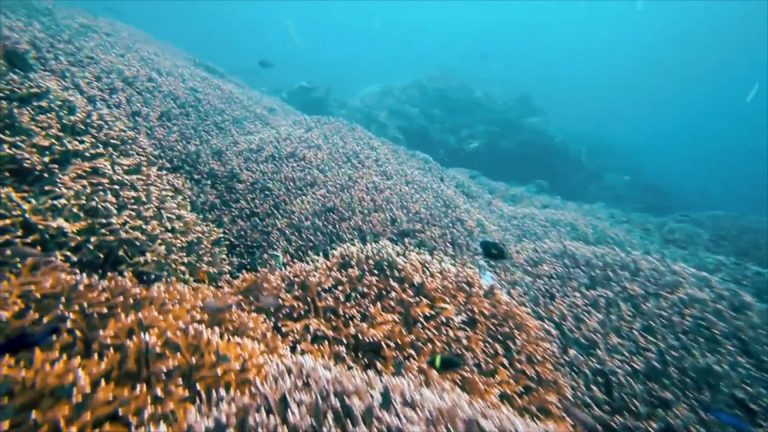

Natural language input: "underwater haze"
[70,0,768,216]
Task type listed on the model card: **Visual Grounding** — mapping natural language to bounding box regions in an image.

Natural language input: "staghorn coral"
[234,241,570,422]
[499,239,768,431]
[0,259,556,431]
[0,260,282,430]
[0,45,229,282]
[0,2,486,275]
[189,354,556,432]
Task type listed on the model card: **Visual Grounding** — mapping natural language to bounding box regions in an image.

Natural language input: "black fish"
[258,59,275,69]
[0,322,62,356]
[427,352,464,372]
[479,240,507,260]
[380,385,393,411]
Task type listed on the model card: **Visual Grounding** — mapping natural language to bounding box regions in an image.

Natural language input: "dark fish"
[0,322,62,356]
[277,392,291,424]
[704,406,754,432]
[393,227,419,241]
[312,395,326,429]
[212,418,227,432]
[193,58,228,79]
[1,41,33,73]
[596,367,615,401]
[380,385,393,412]
[258,59,275,69]
[479,240,507,260]
[356,338,385,359]
[427,352,464,372]
[337,391,362,427]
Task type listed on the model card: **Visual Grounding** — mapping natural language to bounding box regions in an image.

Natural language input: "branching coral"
[0,260,281,430]
[0,259,559,431]
[0,65,229,282]
[234,241,570,422]
[2,3,766,432]
[189,354,558,432]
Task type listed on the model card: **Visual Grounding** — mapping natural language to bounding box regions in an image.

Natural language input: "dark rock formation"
[278,74,679,215]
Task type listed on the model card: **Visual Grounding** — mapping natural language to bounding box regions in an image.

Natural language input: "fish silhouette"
[258,59,275,69]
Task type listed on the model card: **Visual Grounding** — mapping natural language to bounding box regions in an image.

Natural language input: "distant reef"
[278,77,679,215]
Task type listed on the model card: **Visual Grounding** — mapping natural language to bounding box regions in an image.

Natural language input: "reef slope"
[1,2,766,431]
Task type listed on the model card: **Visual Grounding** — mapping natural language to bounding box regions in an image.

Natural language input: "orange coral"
[235,241,570,422]
[0,260,281,430]
[0,257,565,431]
[0,73,229,283]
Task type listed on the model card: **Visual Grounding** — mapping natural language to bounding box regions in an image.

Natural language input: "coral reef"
[0,258,556,431]
[1,2,766,431]
[0,260,281,430]
[499,240,767,431]
[0,26,228,282]
[190,354,554,432]
[239,241,569,421]
[278,75,679,215]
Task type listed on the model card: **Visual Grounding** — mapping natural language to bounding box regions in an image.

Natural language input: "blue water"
[71,0,768,216]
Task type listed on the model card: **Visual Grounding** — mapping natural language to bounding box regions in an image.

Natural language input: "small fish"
[465,140,482,151]
[0,322,62,356]
[357,338,385,358]
[479,240,507,260]
[277,393,291,424]
[362,403,375,427]
[258,59,275,69]
[480,268,497,289]
[269,251,284,270]
[745,82,759,104]
[380,385,393,411]
[284,19,304,48]
[704,405,754,432]
[427,352,464,373]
